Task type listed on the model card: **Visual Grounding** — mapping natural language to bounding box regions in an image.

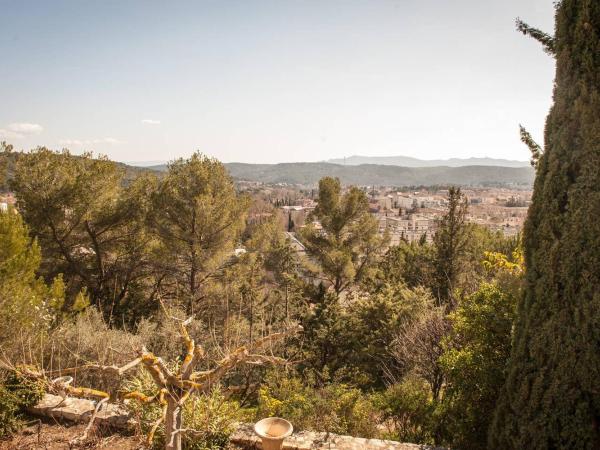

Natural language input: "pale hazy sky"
[0,0,555,164]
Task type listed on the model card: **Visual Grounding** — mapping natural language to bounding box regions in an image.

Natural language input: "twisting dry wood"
[42,357,144,377]
[122,388,164,404]
[179,320,195,374]
[147,402,168,446]
[66,385,110,399]
[191,326,300,385]
[71,396,109,445]
[182,346,204,379]
[9,312,301,450]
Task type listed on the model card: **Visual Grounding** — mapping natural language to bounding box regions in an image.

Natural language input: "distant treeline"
[218,162,535,187]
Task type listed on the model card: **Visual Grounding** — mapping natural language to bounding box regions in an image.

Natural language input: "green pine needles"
[490,1,600,448]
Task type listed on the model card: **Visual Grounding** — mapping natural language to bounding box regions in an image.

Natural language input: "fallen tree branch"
[71,396,109,445]
[42,356,143,377]
[5,315,302,450]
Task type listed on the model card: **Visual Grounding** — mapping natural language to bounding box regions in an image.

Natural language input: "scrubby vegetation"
[0,369,46,438]
[0,3,598,448]
[0,146,524,449]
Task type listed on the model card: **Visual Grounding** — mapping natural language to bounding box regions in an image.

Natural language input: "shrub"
[256,371,378,438]
[124,368,245,449]
[40,308,144,395]
[371,375,434,444]
[0,209,67,353]
[437,282,517,450]
[0,369,46,438]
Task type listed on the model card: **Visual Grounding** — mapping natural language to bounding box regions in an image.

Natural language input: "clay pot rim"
[254,417,294,440]
[52,376,73,386]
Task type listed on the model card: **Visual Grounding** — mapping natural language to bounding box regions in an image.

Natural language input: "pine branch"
[519,124,543,168]
[516,18,556,56]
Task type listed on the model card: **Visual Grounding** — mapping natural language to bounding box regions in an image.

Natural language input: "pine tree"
[0,208,66,345]
[490,2,600,448]
[432,186,469,310]
[0,142,13,190]
[149,152,249,314]
[300,177,386,295]
[10,149,151,319]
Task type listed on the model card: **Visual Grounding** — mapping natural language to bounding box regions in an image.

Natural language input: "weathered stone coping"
[28,393,133,429]
[29,394,444,450]
[230,423,443,450]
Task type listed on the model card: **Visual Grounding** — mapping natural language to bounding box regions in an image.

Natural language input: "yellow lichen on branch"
[147,403,168,446]
[122,391,156,404]
[66,385,110,399]
[7,312,301,450]
[179,321,195,373]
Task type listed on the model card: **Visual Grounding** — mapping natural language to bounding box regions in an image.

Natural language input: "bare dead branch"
[42,356,143,378]
[147,403,168,446]
[6,312,300,450]
[71,396,109,444]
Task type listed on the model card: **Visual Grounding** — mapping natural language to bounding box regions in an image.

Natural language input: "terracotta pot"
[254,417,293,450]
[51,376,73,397]
[52,376,73,386]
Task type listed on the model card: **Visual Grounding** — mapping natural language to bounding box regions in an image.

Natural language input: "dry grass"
[0,421,141,450]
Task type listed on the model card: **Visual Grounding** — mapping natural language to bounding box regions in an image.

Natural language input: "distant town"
[238,182,530,247]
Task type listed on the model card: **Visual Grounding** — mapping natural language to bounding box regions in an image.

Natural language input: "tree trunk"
[284,283,289,319]
[165,396,183,450]
[249,291,254,343]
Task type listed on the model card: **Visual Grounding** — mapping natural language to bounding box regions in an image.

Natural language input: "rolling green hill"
[2,151,534,189]
[219,162,534,187]
[0,150,156,191]
[327,155,530,168]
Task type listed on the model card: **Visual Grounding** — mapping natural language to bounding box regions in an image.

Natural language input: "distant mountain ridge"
[123,160,168,167]
[326,155,530,168]
[3,153,532,190]
[223,162,534,187]
[145,162,534,188]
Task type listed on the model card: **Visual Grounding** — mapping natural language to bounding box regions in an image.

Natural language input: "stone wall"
[28,393,133,429]
[29,394,444,450]
[229,423,444,450]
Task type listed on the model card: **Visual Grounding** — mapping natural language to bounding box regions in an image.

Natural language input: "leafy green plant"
[0,209,67,347]
[438,283,517,449]
[0,369,46,438]
[371,376,434,444]
[257,371,378,438]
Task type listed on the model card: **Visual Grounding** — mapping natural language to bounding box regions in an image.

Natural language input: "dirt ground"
[0,421,141,450]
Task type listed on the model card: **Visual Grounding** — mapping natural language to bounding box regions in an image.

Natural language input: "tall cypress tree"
[490,1,600,448]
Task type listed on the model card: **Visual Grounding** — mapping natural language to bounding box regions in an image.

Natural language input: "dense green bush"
[0,370,46,438]
[372,376,434,444]
[437,283,517,449]
[352,284,434,388]
[256,371,378,438]
[0,209,67,348]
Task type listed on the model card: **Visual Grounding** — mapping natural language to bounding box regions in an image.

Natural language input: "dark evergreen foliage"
[490,1,600,448]
[432,187,469,310]
[515,18,556,55]
[519,124,543,168]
